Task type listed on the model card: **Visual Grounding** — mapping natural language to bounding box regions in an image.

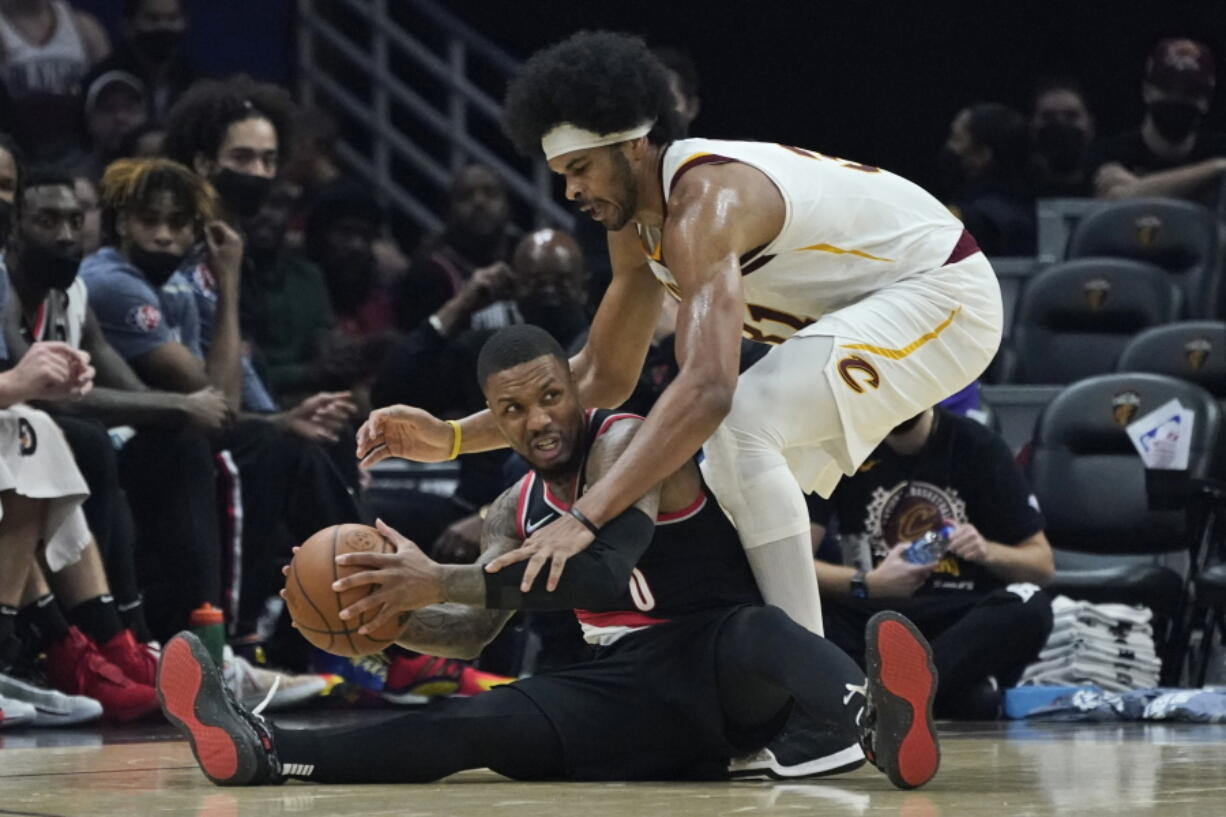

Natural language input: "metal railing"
[296,0,572,236]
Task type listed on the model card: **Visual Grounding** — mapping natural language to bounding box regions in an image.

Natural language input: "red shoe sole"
[158,637,238,782]
[875,618,939,789]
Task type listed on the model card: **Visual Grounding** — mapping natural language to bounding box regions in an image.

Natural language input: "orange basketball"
[283,524,402,657]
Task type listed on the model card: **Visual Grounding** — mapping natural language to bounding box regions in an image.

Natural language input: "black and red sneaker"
[861,611,940,789]
[156,632,283,786]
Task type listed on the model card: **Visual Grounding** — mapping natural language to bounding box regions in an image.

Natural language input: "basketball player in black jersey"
[156,325,939,789]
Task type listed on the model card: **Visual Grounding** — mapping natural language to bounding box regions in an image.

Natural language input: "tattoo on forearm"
[440,566,488,606]
[397,603,510,656]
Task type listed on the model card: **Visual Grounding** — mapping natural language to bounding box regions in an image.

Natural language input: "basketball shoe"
[44,626,160,722]
[0,692,36,729]
[729,708,866,780]
[859,611,941,789]
[221,646,327,712]
[157,632,285,786]
[98,629,159,687]
[382,652,513,705]
[0,666,103,727]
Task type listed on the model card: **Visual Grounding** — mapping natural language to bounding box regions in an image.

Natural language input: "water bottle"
[901,525,955,565]
[188,603,226,665]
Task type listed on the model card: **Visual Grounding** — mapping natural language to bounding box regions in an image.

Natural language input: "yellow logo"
[1112,391,1141,427]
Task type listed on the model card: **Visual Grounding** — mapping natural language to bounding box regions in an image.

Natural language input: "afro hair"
[502,30,682,156]
[162,75,296,170]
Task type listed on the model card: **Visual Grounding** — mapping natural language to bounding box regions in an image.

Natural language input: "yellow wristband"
[446,419,462,461]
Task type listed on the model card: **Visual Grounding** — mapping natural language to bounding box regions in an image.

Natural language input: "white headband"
[540,120,655,161]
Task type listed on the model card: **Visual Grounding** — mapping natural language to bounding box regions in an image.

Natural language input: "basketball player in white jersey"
[357,31,1002,640]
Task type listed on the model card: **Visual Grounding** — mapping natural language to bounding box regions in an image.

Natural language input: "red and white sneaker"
[99,630,159,688]
[45,627,160,723]
[861,611,941,790]
[382,653,513,705]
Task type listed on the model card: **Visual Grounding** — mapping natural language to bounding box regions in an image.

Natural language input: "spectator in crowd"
[82,159,361,682]
[72,173,100,254]
[302,183,399,394]
[811,406,1055,719]
[0,0,110,162]
[0,131,20,234]
[1089,38,1226,201]
[120,122,165,159]
[86,0,198,124]
[161,74,295,413]
[70,70,150,182]
[940,102,1036,255]
[280,106,343,204]
[397,163,514,334]
[242,178,335,403]
[1,166,230,646]
[1028,77,1096,198]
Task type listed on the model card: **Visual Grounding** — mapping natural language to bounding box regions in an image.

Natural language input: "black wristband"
[568,506,601,536]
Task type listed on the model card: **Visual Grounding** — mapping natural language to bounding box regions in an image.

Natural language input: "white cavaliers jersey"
[638,138,969,345]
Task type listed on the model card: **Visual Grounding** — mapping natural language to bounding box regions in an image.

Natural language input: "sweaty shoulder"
[664,152,785,256]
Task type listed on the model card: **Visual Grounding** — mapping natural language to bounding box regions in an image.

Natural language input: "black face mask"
[130,245,184,287]
[1148,100,1201,143]
[0,199,12,250]
[212,169,273,219]
[1035,123,1088,174]
[133,29,182,63]
[20,243,81,290]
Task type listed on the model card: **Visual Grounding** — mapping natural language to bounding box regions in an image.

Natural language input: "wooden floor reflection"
[3,720,1226,816]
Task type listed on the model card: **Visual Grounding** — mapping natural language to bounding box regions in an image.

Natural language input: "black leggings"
[273,686,565,783]
[272,606,864,783]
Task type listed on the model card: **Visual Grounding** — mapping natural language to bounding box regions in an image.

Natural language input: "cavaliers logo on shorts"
[18,418,37,456]
[837,355,881,393]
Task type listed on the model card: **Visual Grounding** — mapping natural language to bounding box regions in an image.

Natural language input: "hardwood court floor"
[2,718,1225,817]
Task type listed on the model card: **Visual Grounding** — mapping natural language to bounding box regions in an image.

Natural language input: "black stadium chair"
[1026,373,1223,681]
[1118,321,1226,400]
[1067,197,1220,318]
[1009,259,1182,384]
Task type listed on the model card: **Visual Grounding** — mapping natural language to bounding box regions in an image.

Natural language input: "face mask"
[1035,123,1088,174]
[20,243,81,290]
[212,168,273,219]
[1148,100,1201,143]
[134,29,182,63]
[0,199,12,250]
[130,245,184,287]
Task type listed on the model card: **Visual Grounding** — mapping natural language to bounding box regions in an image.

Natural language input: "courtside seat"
[978,385,1064,455]
[1118,321,1226,399]
[1067,197,1220,318]
[1010,259,1181,384]
[1028,374,1222,673]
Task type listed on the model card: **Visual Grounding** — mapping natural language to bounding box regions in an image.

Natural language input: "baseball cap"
[1145,38,1216,97]
[84,70,147,116]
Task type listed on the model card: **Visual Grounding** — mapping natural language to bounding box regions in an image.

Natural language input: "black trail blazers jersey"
[513,409,762,645]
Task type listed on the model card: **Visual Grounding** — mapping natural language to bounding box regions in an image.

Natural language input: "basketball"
[283,524,403,657]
